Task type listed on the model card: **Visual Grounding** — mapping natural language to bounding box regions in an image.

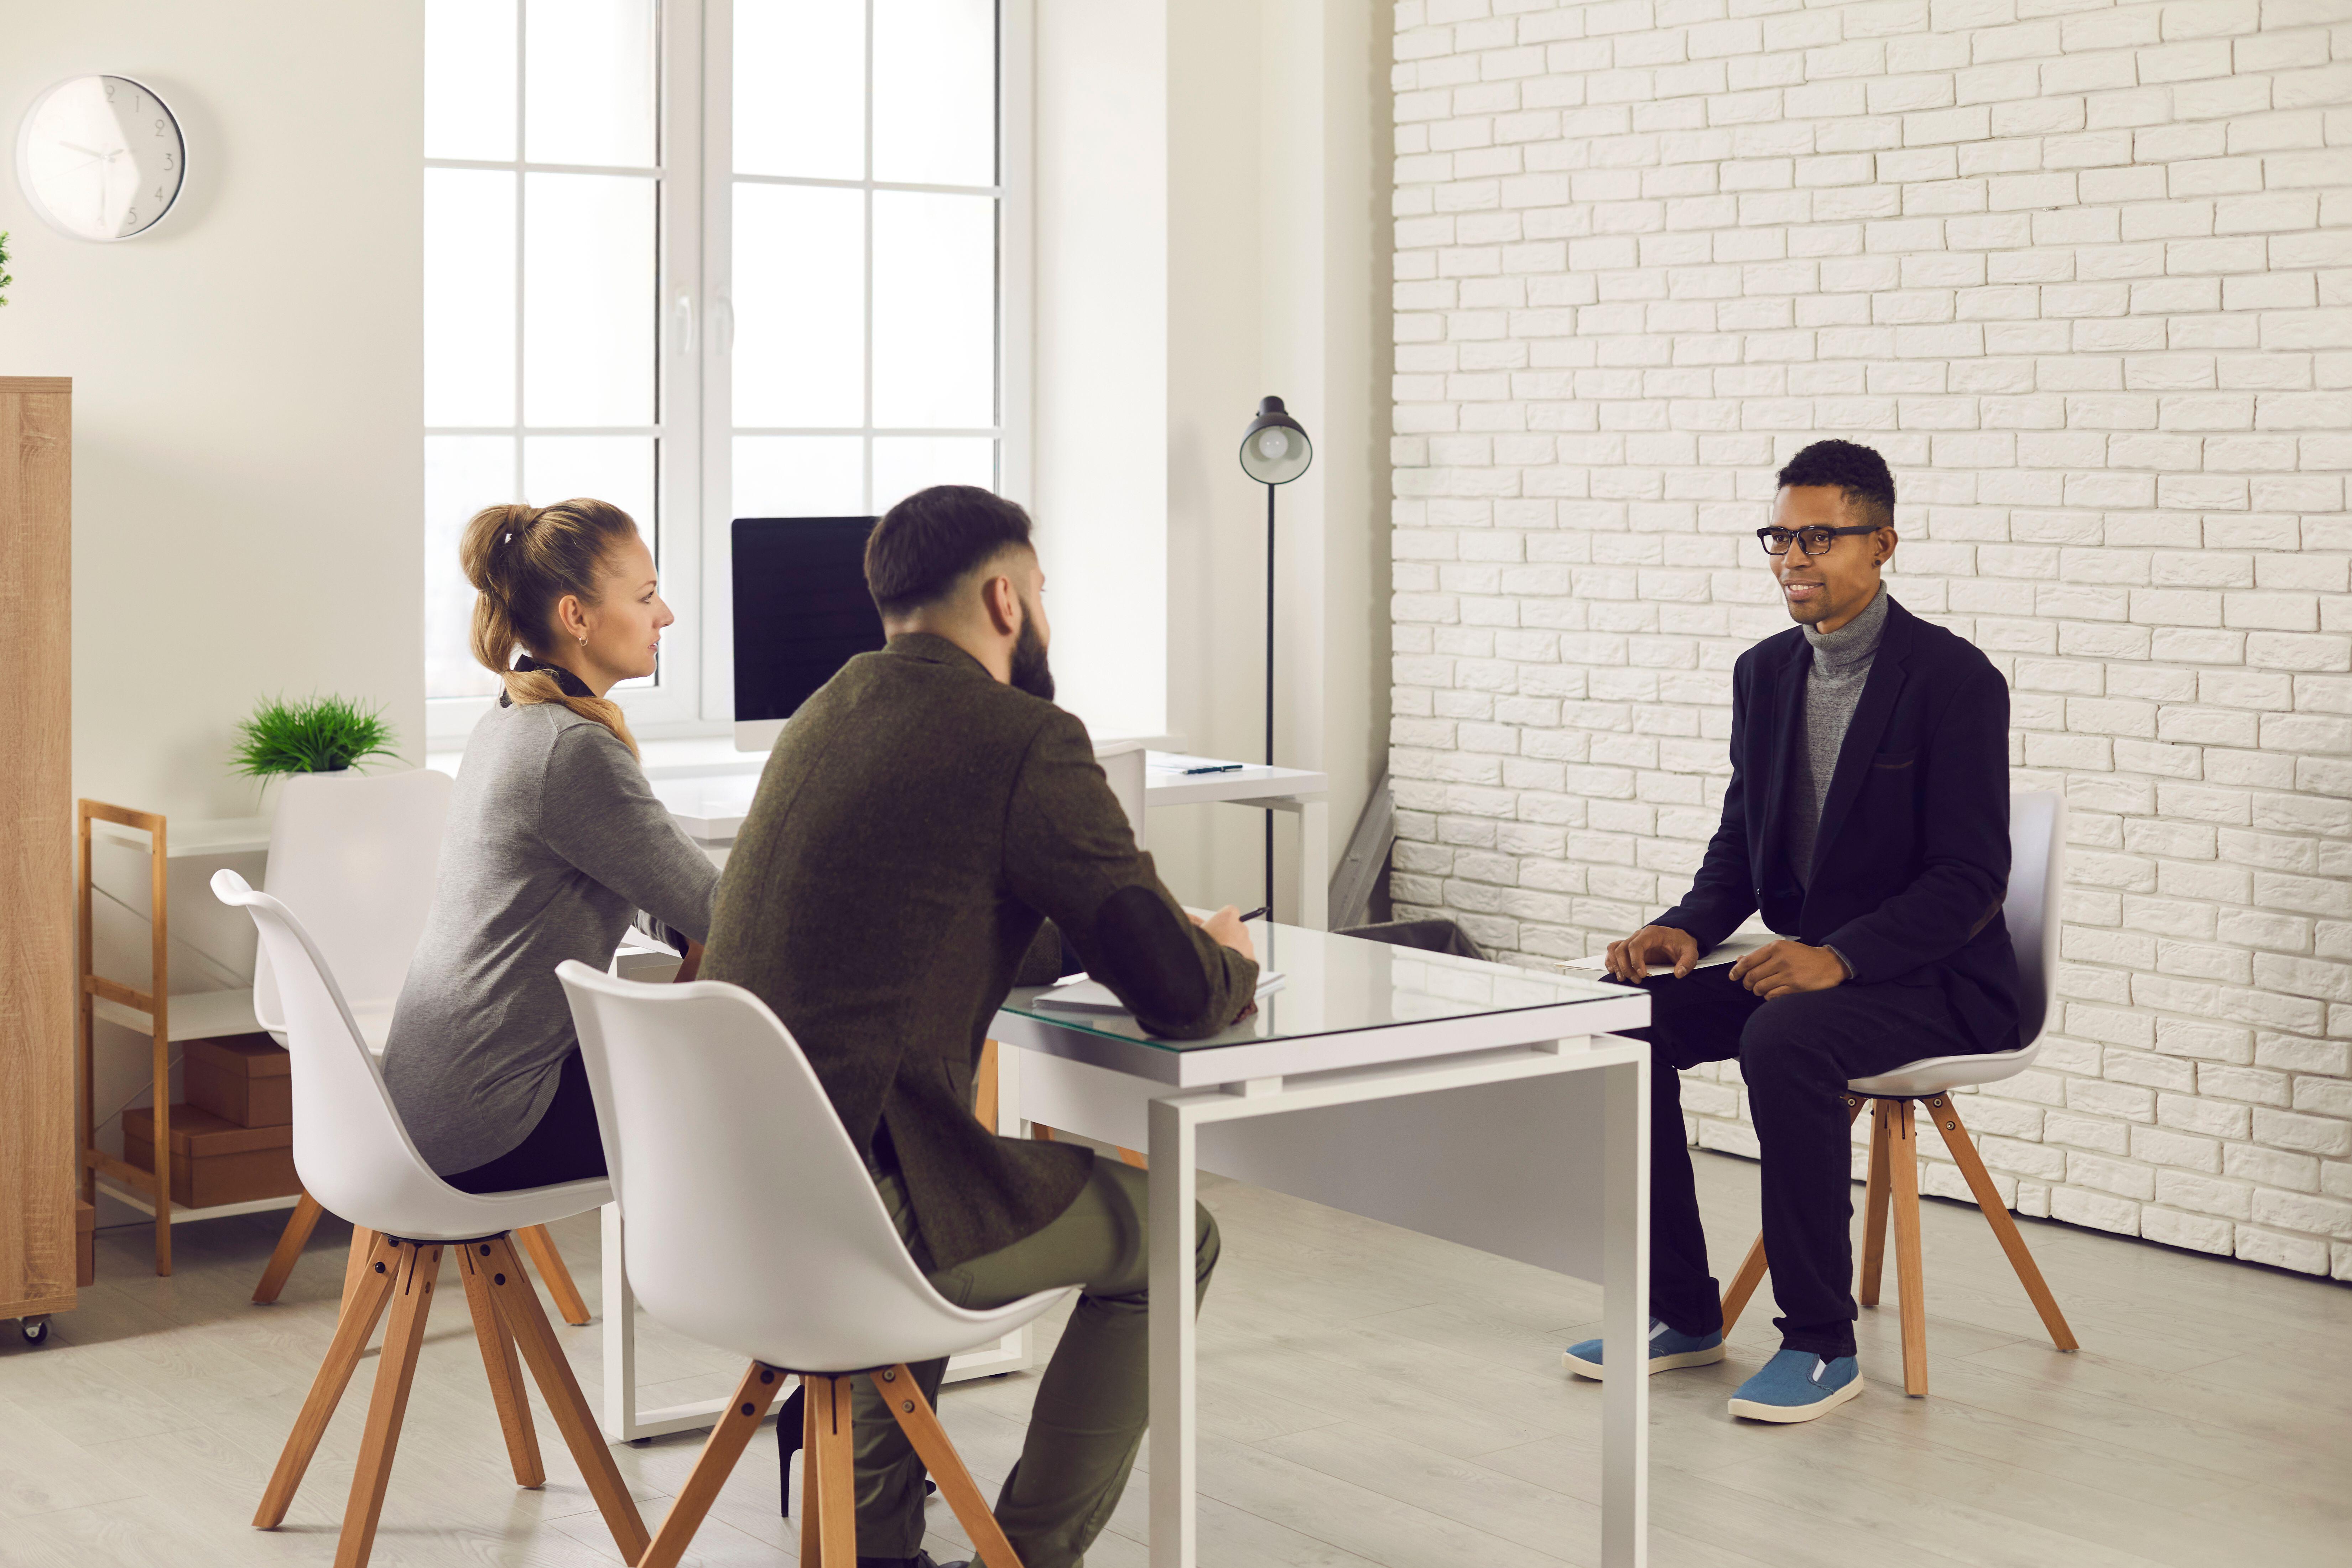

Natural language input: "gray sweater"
[384,693,717,1176]
[1784,584,1891,891]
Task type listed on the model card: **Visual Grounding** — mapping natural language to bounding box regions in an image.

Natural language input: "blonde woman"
[384,499,716,1191]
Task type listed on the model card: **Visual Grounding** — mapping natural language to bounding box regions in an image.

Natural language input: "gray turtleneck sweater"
[1784,584,1890,892]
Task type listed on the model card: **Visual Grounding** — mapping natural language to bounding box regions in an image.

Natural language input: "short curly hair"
[1776,439,1895,532]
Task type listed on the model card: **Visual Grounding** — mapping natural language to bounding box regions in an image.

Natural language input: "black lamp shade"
[1238,395,1312,485]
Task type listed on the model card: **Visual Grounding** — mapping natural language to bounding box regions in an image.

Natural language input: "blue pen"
[1181,763,1243,775]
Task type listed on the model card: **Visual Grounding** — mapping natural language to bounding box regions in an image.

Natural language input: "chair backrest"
[558,960,1036,1371]
[252,769,452,1036]
[214,868,458,1233]
[2007,790,2065,1050]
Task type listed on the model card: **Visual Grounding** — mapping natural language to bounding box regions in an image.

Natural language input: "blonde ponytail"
[457,498,645,758]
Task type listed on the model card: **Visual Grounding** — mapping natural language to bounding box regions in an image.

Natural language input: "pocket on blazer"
[1872,748,1918,771]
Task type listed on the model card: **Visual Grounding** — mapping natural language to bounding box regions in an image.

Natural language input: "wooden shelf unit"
[2,377,76,1333]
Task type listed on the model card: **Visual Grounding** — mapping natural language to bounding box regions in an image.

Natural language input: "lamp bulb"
[1255,428,1289,462]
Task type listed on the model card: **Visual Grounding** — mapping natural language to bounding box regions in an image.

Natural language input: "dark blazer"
[703,634,1259,1271]
[1656,594,2021,1053]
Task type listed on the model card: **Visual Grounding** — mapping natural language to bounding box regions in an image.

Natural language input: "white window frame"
[426,0,1032,744]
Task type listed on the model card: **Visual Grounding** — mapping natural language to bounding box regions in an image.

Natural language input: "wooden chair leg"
[342,1226,379,1318]
[873,1364,1025,1568]
[1718,1234,1768,1336]
[637,1361,787,1568]
[805,1374,859,1568]
[800,1383,822,1568]
[252,1190,326,1304]
[1858,1098,1894,1308]
[515,1223,592,1327]
[1923,1093,2078,1352]
[255,1231,403,1528]
[1717,1095,1868,1332]
[459,1240,544,1488]
[1886,1099,1929,1397]
[471,1235,650,1562]
[335,1242,443,1568]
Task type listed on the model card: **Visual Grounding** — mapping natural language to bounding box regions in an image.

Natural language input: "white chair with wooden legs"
[1716,790,2079,1396]
[213,871,646,1568]
[244,770,593,1326]
[556,960,1072,1568]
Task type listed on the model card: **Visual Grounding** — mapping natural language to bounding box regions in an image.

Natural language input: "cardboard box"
[122,1104,299,1210]
[75,1199,94,1287]
[186,1032,292,1129]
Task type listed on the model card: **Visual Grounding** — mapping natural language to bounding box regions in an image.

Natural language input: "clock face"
[15,75,188,241]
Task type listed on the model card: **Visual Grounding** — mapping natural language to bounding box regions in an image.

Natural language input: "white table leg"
[1147,1094,1199,1568]
[601,1203,636,1442]
[1295,799,1328,931]
[1601,1051,1650,1567]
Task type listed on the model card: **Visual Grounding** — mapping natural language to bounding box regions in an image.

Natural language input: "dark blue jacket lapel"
[1755,635,1807,889]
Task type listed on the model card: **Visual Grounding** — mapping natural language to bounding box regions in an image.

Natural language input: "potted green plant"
[0,231,13,309]
[232,694,401,777]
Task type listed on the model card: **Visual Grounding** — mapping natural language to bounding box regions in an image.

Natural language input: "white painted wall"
[1036,0,1391,918]
[1388,0,2351,1280]
[0,1,426,825]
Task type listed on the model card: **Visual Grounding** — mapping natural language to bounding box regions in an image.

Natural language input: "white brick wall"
[1388,0,2352,1279]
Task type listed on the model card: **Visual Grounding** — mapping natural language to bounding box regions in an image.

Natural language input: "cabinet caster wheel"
[20,1316,50,1345]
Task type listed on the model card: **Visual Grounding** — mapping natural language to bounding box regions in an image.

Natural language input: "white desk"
[993,925,1655,1568]
[650,749,1333,928]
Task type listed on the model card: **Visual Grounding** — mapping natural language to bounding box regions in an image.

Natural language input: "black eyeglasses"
[1757,524,1880,556]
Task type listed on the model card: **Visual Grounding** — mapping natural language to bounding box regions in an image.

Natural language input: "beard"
[1010,610,1055,701]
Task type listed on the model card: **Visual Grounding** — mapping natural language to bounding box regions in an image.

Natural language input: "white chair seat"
[1846,1042,2035,1098]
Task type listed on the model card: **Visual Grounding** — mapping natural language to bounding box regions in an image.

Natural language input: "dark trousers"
[1628,967,1986,1359]
[443,1049,607,1194]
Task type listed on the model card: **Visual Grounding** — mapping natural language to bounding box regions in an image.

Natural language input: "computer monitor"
[732,515,886,751]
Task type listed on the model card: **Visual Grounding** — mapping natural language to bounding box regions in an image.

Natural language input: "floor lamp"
[1238,395,1312,919]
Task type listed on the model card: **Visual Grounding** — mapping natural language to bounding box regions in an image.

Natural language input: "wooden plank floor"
[3,1151,2347,1568]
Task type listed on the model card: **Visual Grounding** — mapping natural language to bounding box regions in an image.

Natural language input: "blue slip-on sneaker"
[1561,1317,1726,1380]
[1726,1348,1863,1422]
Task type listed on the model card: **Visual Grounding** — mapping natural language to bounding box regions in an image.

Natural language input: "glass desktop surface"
[1000,923,1632,1051]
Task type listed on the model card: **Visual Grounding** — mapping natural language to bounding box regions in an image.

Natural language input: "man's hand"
[1728,939,1847,999]
[1194,905,1257,966]
[1605,924,1699,983]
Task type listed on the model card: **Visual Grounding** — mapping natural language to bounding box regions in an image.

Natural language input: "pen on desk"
[1239,906,1270,922]
[1181,763,1243,775]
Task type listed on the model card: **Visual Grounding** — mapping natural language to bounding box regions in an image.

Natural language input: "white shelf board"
[94,987,260,1041]
[96,816,274,858]
[94,1174,302,1224]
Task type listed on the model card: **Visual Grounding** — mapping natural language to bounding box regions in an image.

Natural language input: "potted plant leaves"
[232,694,401,778]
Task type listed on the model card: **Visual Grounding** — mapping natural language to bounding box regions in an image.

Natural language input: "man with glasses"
[1562,439,2019,1423]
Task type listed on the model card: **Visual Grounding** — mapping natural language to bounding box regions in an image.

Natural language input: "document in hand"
[1555,931,1778,979]
[1031,970,1287,1015]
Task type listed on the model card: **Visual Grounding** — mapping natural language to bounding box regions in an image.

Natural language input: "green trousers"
[855,1159,1220,1568]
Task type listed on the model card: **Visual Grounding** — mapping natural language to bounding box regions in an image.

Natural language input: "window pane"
[733,184,864,428]
[872,0,994,187]
[873,436,993,511]
[425,169,517,426]
[523,172,656,426]
[735,0,864,179]
[525,0,656,167]
[426,436,515,699]
[734,436,865,517]
[873,191,994,429]
[426,0,517,161]
[524,435,657,527]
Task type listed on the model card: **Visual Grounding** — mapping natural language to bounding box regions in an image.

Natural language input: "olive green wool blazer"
[702,633,1259,1270]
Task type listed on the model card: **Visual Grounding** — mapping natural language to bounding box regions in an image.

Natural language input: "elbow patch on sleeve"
[1088,885,1212,1023]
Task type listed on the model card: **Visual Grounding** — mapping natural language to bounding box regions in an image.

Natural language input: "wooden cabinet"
[0,377,75,1330]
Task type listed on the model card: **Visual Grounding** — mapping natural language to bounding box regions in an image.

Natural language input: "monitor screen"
[732,516,885,728]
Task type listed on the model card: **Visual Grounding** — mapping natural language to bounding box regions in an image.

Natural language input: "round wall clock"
[15,74,188,242]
